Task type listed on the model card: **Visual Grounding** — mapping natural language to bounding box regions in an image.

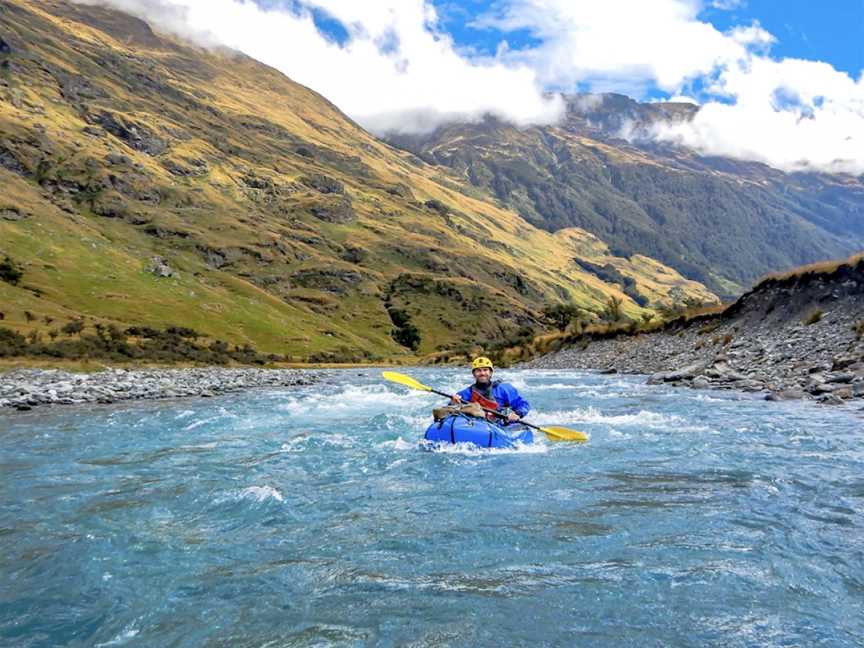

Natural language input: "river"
[1,368,862,647]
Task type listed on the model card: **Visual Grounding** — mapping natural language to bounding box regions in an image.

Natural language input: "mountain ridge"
[0,0,715,362]
[388,93,864,298]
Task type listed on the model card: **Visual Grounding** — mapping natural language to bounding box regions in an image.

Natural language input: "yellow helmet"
[471,356,494,370]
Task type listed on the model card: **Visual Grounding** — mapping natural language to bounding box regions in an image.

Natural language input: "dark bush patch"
[0,256,23,285]
[424,199,449,215]
[386,306,421,350]
[543,302,582,332]
[61,320,85,336]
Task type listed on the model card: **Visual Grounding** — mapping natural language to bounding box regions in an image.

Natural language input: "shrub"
[387,306,421,350]
[61,319,85,336]
[125,326,161,338]
[602,295,624,322]
[853,320,864,340]
[0,327,26,356]
[424,199,449,215]
[803,309,823,326]
[165,326,201,338]
[0,256,23,285]
[543,302,582,332]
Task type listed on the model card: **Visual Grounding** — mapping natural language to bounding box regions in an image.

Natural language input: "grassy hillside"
[0,1,715,363]
[389,94,864,299]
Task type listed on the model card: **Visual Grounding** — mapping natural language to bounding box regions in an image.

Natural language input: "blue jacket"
[456,381,531,419]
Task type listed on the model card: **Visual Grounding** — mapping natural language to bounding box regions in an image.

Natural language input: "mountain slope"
[0,1,715,361]
[388,94,864,298]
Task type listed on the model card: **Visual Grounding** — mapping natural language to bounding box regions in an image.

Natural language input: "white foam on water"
[276,383,436,418]
[178,441,219,451]
[175,410,196,419]
[182,407,238,431]
[96,627,139,647]
[183,416,220,431]
[531,407,709,432]
[320,433,355,448]
[420,439,549,455]
[278,432,313,453]
[239,485,284,503]
[378,437,416,451]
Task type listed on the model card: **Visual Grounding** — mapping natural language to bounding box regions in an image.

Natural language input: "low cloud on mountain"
[74,0,864,174]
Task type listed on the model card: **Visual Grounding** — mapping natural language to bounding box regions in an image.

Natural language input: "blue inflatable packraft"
[423,414,533,449]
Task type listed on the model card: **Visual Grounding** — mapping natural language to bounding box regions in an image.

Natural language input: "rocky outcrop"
[1,208,25,221]
[301,173,344,194]
[91,111,167,156]
[526,259,864,404]
[309,196,356,223]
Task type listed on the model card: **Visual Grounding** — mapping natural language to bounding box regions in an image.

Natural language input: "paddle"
[381,371,589,442]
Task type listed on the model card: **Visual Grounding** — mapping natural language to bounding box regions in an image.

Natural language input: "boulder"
[0,208,25,221]
[148,256,175,278]
[692,376,710,389]
[105,152,131,166]
[827,373,856,384]
[765,390,805,401]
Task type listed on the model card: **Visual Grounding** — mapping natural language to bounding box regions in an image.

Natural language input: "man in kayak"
[451,356,530,424]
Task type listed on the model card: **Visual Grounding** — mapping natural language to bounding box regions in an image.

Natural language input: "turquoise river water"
[1,368,863,647]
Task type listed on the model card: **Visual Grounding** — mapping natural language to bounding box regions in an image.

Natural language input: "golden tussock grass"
[754,252,864,288]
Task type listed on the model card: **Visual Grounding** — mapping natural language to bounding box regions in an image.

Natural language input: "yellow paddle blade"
[381,371,432,392]
[540,426,589,442]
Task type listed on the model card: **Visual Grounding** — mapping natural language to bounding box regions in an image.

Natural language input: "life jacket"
[470,383,500,422]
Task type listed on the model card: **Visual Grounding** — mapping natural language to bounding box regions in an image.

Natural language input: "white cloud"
[480,0,864,173]
[71,0,563,135]
[710,0,745,10]
[72,0,864,173]
[651,57,864,174]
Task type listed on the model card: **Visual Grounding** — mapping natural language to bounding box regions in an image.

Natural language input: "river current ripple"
[1,368,862,647]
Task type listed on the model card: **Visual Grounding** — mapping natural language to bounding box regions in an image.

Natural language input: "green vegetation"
[0,324,276,364]
[602,295,624,322]
[543,302,582,332]
[387,307,421,351]
[0,256,22,285]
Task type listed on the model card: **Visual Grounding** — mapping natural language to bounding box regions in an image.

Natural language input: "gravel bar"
[0,368,316,411]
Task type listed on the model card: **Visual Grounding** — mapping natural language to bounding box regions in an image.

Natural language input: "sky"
[74,0,864,175]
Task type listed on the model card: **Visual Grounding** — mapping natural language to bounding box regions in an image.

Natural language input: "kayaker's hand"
[451,393,463,404]
[507,411,521,423]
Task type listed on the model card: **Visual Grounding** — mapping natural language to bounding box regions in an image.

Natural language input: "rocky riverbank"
[0,368,317,411]
[525,260,864,405]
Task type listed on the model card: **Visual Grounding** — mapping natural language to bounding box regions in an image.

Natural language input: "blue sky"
[701,1,863,77]
[318,1,863,81]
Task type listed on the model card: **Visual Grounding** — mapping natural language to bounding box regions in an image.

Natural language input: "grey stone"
[765,390,806,401]
[0,208,26,221]
[148,256,175,278]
